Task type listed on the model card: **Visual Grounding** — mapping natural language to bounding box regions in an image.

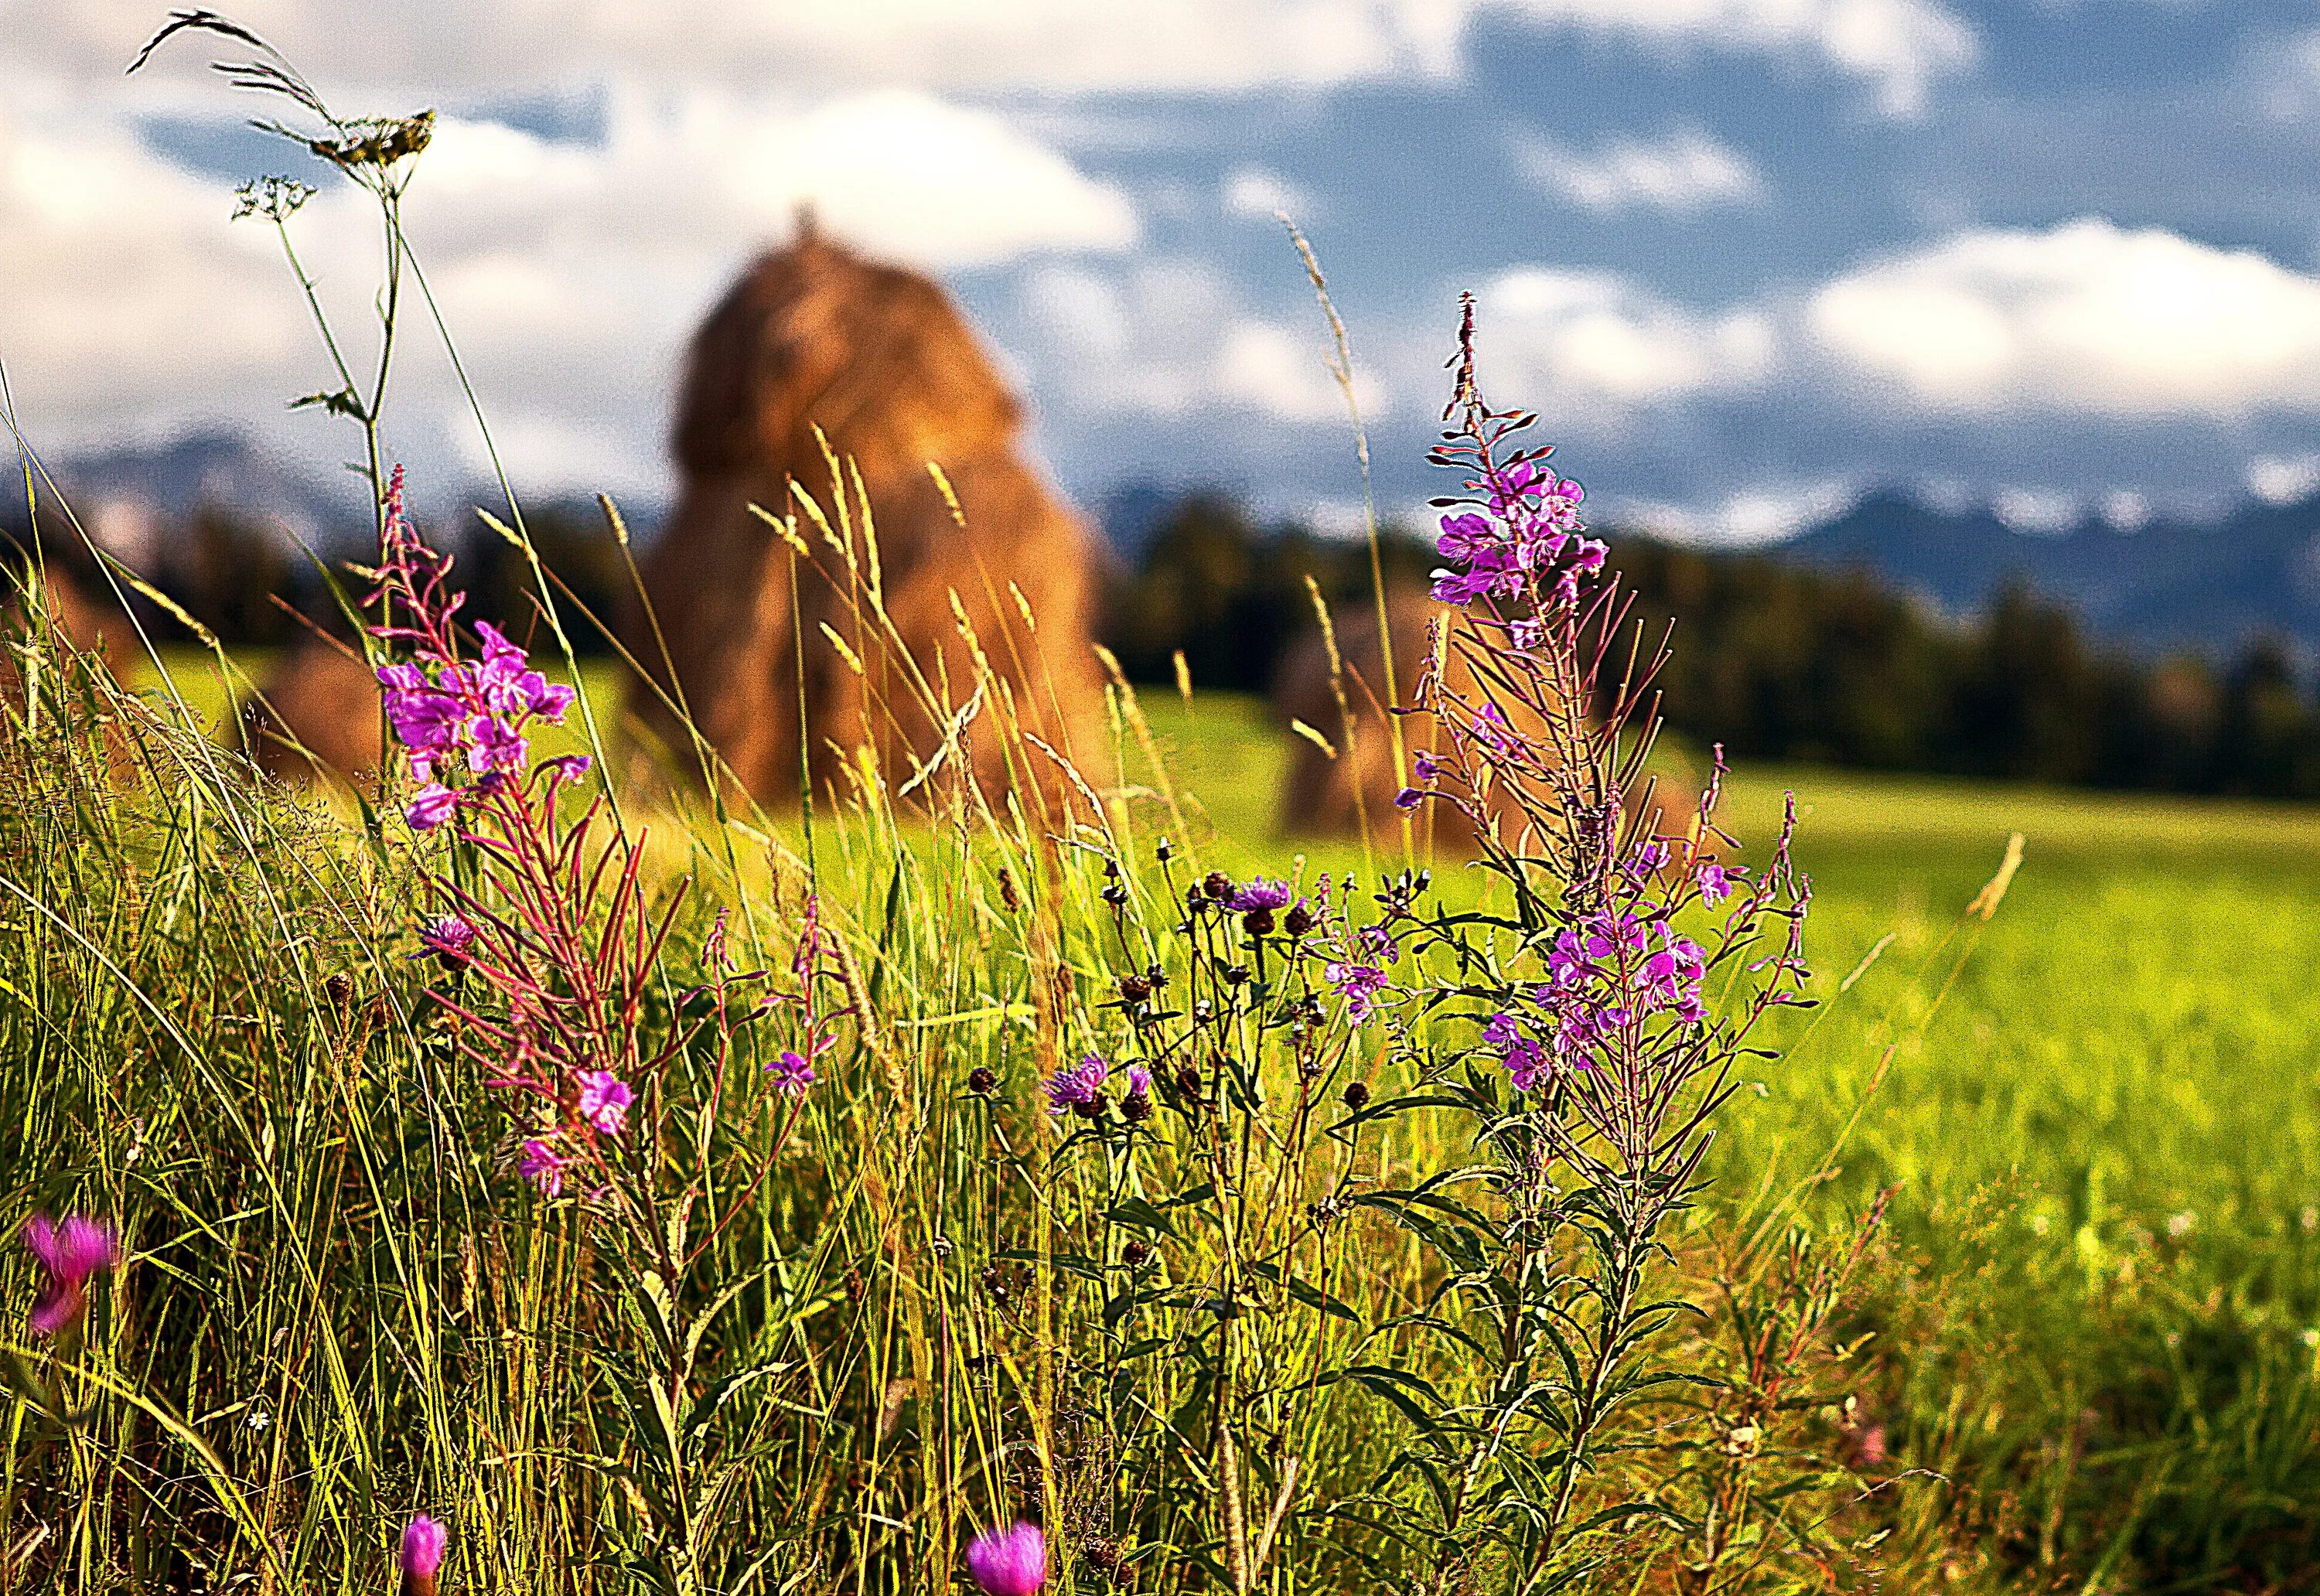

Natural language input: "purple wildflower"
[20,1213,118,1338]
[1228,878,1293,913]
[1394,786,1424,810]
[465,714,528,776]
[404,783,460,830]
[965,1523,1047,1596]
[541,753,592,783]
[379,679,463,757]
[1481,1011,1549,1093]
[575,1071,634,1136]
[766,1049,817,1099]
[1358,923,1400,964]
[1436,512,1496,561]
[517,1139,568,1198]
[401,1515,447,1596]
[1327,960,1389,1023]
[1697,861,1738,906]
[1124,1064,1153,1100]
[1043,1054,1109,1115]
[418,913,476,968]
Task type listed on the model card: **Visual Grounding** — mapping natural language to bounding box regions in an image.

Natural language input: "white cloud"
[1514,126,1762,214]
[1808,219,2320,416]
[1992,486,2079,534]
[1223,166,1318,224]
[2100,487,2151,530]
[11,1,1465,101]
[0,82,1136,500]
[1619,480,1858,545]
[1493,0,1977,115]
[15,0,1968,111]
[0,104,316,451]
[1016,259,1387,425]
[1479,267,1778,417]
[2249,453,2320,505]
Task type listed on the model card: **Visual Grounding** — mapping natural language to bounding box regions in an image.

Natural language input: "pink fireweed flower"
[517,1139,568,1198]
[575,1070,633,1136]
[1697,861,1739,906]
[401,1513,447,1596]
[20,1213,118,1338]
[404,783,460,830]
[766,1049,817,1099]
[965,1523,1047,1596]
[1327,960,1389,1023]
[1043,1054,1108,1115]
[1481,1012,1549,1092]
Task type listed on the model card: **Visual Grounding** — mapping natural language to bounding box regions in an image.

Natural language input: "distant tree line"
[13,486,2320,798]
[1104,493,2320,800]
[1,499,633,657]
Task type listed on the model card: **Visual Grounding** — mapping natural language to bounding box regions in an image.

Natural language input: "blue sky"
[9,0,2320,541]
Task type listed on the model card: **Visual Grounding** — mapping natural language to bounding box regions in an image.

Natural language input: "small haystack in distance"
[0,561,141,774]
[243,638,382,789]
[1274,586,1698,851]
[630,223,1103,811]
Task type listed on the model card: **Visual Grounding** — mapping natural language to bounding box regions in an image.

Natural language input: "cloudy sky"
[10,0,2320,541]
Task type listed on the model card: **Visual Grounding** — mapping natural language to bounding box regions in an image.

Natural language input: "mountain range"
[1774,489,2320,661]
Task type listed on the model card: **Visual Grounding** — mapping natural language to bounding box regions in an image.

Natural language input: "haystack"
[243,639,382,789]
[629,224,1103,811]
[1274,588,1699,852]
[0,562,140,775]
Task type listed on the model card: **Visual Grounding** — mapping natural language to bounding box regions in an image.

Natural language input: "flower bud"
[967,1066,998,1096]
[1342,1081,1371,1111]
[1203,870,1233,901]
[1123,1240,1153,1268]
[1283,902,1315,936]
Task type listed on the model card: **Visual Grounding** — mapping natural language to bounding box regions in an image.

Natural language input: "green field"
[1131,692,2320,1584]
[7,651,2316,1591]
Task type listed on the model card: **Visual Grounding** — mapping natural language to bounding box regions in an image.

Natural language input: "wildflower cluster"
[367,468,579,833]
[1000,309,1819,1587]
[366,469,819,1210]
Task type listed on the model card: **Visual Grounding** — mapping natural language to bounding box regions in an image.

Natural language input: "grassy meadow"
[3,633,2313,1592]
[1153,692,2320,1585]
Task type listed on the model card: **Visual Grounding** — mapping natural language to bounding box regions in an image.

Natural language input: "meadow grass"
[1128,692,2320,1587]
[9,643,2311,1591]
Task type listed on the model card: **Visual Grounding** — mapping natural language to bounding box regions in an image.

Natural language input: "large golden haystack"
[1274,587,1698,852]
[629,225,1103,810]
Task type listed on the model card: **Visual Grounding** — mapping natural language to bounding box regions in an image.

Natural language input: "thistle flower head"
[1043,1054,1108,1115]
[21,1212,118,1338]
[1227,877,1292,913]
[965,1523,1047,1595]
[418,913,476,967]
